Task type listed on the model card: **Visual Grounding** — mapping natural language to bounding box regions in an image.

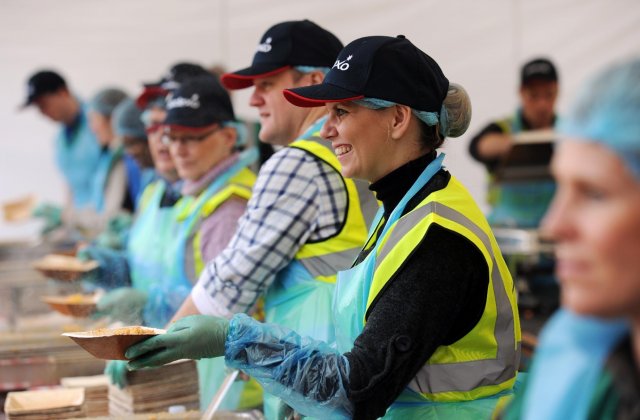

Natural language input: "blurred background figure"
[469,58,562,340]
[469,58,559,229]
[502,57,640,420]
[22,70,103,235]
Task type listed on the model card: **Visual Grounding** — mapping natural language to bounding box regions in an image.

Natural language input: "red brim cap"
[283,83,364,108]
[135,86,167,109]
[221,65,291,90]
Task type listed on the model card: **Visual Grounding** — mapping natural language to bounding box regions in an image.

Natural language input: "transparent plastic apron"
[520,309,627,420]
[174,150,262,412]
[127,181,189,305]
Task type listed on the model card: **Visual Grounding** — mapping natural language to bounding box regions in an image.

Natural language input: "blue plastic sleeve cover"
[225,314,353,419]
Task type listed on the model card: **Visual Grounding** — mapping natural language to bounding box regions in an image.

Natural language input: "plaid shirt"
[192,139,348,318]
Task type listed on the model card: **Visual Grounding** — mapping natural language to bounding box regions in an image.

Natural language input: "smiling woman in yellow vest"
[124,35,521,419]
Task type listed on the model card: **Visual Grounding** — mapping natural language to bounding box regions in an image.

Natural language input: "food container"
[2,195,36,223]
[63,326,165,360]
[32,254,99,281]
[41,293,98,318]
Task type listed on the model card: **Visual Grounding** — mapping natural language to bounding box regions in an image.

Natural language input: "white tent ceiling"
[1,0,639,238]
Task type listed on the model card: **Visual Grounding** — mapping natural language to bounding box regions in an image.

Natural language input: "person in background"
[22,70,103,234]
[126,35,521,420]
[77,63,212,288]
[469,58,559,228]
[102,74,262,411]
[61,87,132,239]
[113,98,155,202]
[168,20,377,419]
[501,58,640,420]
[92,97,154,250]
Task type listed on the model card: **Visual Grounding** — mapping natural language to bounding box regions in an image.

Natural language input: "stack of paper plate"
[4,388,86,419]
[61,374,109,417]
[108,360,199,416]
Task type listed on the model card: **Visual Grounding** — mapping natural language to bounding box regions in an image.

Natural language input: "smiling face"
[542,140,640,319]
[320,101,421,182]
[167,125,236,181]
[248,69,314,146]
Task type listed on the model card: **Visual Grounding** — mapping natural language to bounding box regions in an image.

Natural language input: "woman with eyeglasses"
[124,36,520,419]
[97,73,262,411]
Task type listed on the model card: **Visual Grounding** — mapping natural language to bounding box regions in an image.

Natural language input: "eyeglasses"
[161,126,220,146]
[145,123,163,135]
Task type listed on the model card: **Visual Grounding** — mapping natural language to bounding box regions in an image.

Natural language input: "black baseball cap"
[163,74,235,130]
[221,19,342,90]
[521,58,558,86]
[283,35,449,114]
[22,70,67,107]
[136,62,210,108]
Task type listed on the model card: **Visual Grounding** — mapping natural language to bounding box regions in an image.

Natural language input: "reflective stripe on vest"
[289,135,376,283]
[182,167,256,280]
[368,176,521,402]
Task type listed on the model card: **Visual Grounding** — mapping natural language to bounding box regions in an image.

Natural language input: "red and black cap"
[163,74,235,130]
[136,62,210,109]
[284,35,449,113]
[221,19,342,90]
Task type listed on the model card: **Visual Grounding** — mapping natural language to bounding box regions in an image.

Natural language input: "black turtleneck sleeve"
[344,155,490,420]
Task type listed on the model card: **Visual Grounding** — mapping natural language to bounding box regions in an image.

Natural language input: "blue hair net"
[112,98,147,139]
[89,87,128,117]
[294,66,331,75]
[223,121,248,148]
[353,98,449,135]
[558,58,640,179]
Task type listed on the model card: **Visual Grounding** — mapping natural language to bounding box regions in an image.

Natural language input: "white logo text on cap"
[166,94,200,110]
[256,37,272,53]
[332,55,353,71]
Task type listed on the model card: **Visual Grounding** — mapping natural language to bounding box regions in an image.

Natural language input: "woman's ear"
[307,70,326,86]
[389,105,412,140]
[220,126,237,149]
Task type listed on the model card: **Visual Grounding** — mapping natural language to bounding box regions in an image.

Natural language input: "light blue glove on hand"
[105,360,129,389]
[31,203,62,234]
[76,246,130,290]
[126,315,229,369]
[94,287,147,325]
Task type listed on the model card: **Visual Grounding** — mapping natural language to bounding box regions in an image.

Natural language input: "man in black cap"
[469,58,561,322]
[22,70,103,230]
[169,20,376,419]
[468,57,559,228]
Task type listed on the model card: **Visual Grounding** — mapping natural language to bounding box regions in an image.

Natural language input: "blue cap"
[89,88,128,117]
[558,58,640,179]
[112,98,147,139]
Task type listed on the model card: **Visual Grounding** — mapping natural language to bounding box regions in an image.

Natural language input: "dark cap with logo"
[163,74,235,130]
[22,70,67,107]
[521,58,558,86]
[283,35,449,113]
[136,62,210,109]
[221,19,343,90]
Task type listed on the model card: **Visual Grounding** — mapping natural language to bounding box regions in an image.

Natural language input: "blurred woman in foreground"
[504,58,640,419]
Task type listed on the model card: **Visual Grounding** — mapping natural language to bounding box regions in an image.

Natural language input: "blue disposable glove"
[76,245,130,290]
[94,287,147,325]
[31,203,62,234]
[126,315,229,369]
[105,360,129,389]
[94,213,133,250]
